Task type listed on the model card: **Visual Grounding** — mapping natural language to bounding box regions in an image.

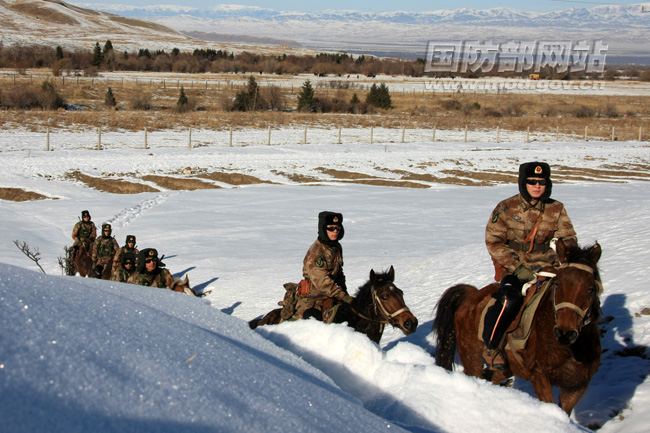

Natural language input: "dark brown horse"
[433,240,602,415]
[67,242,93,277]
[250,266,418,344]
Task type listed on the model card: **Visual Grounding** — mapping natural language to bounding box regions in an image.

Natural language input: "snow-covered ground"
[1,131,649,432]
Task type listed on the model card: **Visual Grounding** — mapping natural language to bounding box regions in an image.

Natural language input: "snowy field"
[1,131,649,432]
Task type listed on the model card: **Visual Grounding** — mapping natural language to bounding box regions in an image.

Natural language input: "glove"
[341,295,354,304]
[514,265,535,282]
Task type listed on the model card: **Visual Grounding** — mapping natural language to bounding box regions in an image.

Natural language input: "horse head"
[368,266,418,336]
[551,240,602,346]
[171,275,197,296]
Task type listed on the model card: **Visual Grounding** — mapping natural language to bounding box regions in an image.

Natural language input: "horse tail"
[433,284,475,370]
[249,318,261,329]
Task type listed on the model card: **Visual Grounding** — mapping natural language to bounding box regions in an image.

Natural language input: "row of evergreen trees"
[296,80,392,112]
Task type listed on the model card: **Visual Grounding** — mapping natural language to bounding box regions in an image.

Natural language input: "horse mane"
[352,269,393,305]
[563,242,601,283]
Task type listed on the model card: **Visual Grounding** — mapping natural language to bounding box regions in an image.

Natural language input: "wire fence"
[0,125,644,153]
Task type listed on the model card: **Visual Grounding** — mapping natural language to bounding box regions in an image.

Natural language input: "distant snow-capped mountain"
[72,3,650,61]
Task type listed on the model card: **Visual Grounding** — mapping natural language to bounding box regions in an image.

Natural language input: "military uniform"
[482,162,579,371]
[486,193,577,276]
[91,224,119,272]
[113,235,139,271]
[71,210,96,248]
[111,252,136,283]
[127,248,174,289]
[294,212,348,319]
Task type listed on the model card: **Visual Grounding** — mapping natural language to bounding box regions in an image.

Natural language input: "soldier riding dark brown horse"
[433,240,602,415]
[250,266,418,344]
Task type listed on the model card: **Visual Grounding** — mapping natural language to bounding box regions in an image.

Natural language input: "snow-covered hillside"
[1,132,649,432]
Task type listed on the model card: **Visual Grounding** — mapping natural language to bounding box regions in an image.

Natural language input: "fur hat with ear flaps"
[136,248,166,273]
[518,161,553,203]
[318,211,344,246]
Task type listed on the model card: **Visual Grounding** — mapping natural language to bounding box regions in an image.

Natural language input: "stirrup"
[482,348,506,371]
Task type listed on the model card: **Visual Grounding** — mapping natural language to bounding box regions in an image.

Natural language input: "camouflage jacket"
[486,193,577,275]
[113,246,139,267]
[72,221,96,246]
[91,236,120,265]
[300,238,347,301]
[111,267,135,283]
[127,268,174,289]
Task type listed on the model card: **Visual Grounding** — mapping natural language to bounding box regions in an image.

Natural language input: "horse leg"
[531,373,555,405]
[249,308,283,329]
[559,387,587,415]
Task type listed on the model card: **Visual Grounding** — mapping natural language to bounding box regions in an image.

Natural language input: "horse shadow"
[192,277,219,295]
[172,266,195,278]
[569,293,650,429]
[221,302,241,316]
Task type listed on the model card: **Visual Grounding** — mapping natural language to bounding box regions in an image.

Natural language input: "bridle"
[349,283,411,327]
[551,262,599,329]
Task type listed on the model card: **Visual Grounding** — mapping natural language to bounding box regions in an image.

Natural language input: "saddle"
[479,278,553,362]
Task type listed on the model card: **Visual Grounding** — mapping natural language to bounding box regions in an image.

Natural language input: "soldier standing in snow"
[482,161,577,371]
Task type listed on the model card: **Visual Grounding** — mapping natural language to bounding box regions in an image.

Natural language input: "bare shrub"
[442,99,462,110]
[573,105,595,118]
[600,104,619,118]
[130,91,152,110]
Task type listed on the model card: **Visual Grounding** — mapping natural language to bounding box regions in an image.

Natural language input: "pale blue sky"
[76,0,631,13]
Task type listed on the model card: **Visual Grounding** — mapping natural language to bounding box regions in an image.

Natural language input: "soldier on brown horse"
[67,210,96,277]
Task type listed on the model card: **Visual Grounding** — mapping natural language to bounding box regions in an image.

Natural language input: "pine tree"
[177,87,188,107]
[103,40,114,55]
[233,76,261,111]
[105,87,116,107]
[350,93,360,104]
[366,83,392,109]
[297,80,315,111]
[91,42,103,67]
[55,46,63,61]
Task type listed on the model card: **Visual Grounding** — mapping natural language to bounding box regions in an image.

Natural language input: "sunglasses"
[526,179,547,186]
[127,240,135,243]
[326,226,342,232]
[145,258,157,263]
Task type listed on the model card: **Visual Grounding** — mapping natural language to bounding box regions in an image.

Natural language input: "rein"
[348,284,411,325]
[551,262,598,327]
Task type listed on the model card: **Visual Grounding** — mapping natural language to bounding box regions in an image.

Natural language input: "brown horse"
[250,266,418,344]
[67,242,93,277]
[433,240,602,415]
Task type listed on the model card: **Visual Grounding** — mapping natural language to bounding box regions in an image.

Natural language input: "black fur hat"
[136,248,165,272]
[125,235,136,244]
[518,162,553,203]
[101,223,112,237]
[123,252,136,266]
[81,210,90,219]
[318,211,344,244]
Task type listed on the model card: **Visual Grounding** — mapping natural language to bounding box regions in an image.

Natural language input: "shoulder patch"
[491,210,500,223]
[314,257,325,268]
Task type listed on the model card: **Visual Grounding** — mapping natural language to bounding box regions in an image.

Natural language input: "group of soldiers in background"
[70,210,174,289]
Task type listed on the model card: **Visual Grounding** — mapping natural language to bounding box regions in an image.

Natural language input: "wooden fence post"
[46,128,50,151]
[496,126,499,143]
[144,128,148,149]
[584,125,588,141]
[229,127,233,147]
[556,126,559,141]
[303,126,307,145]
[188,128,192,149]
[640,126,643,141]
[464,126,468,142]
[611,126,615,141]
[97,127,101,150]
[432,126,436,142]
[338,126,342,144]
[267,126,271,145]
[401,126,405,143]
[370,126,374,144]
[526,126,530,143]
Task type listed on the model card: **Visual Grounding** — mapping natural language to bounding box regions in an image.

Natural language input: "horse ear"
[556,238,568,263]
[184,274,189,285]
[589,242,602,265]
[370,269,377,284]
[387,265,395,282]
